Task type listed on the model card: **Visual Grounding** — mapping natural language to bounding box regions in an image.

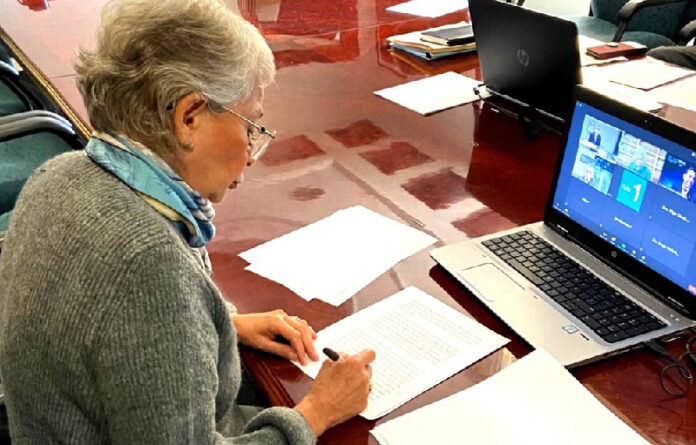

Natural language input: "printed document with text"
[293,287,509,419]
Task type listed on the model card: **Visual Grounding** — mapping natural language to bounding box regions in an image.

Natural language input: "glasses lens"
[660,363,693,396]
[248,133,274,164]
[247,125,260,144]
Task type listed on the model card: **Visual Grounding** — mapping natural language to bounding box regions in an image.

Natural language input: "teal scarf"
[85,132,215,274]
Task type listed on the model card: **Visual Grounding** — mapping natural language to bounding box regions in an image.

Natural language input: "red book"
[586,42,647,60]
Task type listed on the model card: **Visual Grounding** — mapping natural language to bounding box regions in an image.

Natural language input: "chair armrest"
[0,110,72,129]
[0,60,18,77]
[678,19,696,44]
[0,115,75,140]
[613,0,688,41]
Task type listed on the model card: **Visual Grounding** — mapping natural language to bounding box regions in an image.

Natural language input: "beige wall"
[523,0,591,16]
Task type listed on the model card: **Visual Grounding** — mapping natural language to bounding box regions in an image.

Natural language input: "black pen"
[322,347,340,361]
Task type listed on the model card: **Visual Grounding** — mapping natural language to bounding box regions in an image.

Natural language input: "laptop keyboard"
[482,231,666,343]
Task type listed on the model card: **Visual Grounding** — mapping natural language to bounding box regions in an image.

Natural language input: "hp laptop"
[432,86,696,367]
[469,0,582,122]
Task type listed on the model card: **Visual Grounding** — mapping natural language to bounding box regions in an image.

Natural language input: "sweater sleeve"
[214,407,316,445]
[91,241,316,445]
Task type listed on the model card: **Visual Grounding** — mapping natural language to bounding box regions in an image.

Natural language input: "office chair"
[641,14,696,69]
[0,39,46,117]
[646,41,696,69]
[0,112,83,247]
[677,17,696,43]
[569,0,696,49]
[0,54,28,117]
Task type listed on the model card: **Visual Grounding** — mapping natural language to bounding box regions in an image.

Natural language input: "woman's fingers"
[274,316,308,365]
[261,339,299,362]
[286,315,319,361]
[353,348,376,366]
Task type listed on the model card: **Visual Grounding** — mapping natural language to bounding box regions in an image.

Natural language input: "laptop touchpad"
[458,263,524,302]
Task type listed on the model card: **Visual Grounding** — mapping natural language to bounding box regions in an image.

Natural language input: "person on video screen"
[587,123,602,148]
[627,147,652,180]
[680,166,696,202]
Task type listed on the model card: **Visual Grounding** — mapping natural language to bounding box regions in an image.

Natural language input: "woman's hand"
[294,349,376,436]
[231,310,319,365]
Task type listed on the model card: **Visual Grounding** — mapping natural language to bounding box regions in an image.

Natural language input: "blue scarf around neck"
[85,132,215,274]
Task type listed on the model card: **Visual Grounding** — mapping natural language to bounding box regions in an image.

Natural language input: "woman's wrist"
[294,396,329,437]
[230,313,251,346]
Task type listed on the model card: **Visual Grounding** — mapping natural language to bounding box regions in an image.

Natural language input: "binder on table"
[389,42,476,60]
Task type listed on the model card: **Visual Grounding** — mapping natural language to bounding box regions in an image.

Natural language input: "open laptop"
[469,0,582,122]
[432,86,696,367]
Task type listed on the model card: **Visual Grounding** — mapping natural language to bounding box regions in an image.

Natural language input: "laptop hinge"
[666,296,687,313]
[554,223,568,233]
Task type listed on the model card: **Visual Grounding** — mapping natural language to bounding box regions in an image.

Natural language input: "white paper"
[582,66,663,112]
[374,72,488,115]
[293,287,509,419]
[239,206,437,306]
[601,58,696,90]
[578,35,628,67]
[649,75,696,113]
[371,349,650,445]
[386,0,468,18]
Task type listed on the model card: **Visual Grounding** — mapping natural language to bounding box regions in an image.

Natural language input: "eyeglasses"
[647,334,696,397]
[212,102,276,165]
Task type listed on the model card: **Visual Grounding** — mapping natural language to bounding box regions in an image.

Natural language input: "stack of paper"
[582,66,663,112]
[293,287,510,419]
[604,57,696,90]
[239,206,437,306]
[649,75,696,113]
[387,22,476,60]
[371,349,651,444]
[386,0,469,18]
[374,72,489,115]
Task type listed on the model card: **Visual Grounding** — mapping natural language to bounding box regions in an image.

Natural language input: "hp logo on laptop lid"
[517,48,530,68]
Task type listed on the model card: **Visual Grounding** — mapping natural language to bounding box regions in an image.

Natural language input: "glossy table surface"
[3,1,696,443]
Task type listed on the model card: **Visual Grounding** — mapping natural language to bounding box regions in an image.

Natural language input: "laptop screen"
[552,100,696,297]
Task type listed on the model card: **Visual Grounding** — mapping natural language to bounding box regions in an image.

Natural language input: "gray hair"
[75,0,275,155]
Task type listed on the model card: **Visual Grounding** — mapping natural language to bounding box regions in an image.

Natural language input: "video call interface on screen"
[553,101,696,297]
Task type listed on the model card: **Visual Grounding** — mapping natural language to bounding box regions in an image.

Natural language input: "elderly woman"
[0,0,374,443]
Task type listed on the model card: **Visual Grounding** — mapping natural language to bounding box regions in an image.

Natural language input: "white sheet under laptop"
[431,88,695,368]
[374,72,488,116]
[293,287,509,419]
[370,349,650,445]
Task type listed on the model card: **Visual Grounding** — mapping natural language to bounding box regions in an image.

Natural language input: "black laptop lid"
[469,0,582,121]
[546,86,696,318]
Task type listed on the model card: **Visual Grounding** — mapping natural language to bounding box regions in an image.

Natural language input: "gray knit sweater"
[0,152,316,445]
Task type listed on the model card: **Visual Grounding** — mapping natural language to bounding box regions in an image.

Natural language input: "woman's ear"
[173,93,207,149]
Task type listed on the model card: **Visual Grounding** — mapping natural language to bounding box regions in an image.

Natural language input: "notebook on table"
[586,41,647,60]
[420,24,474,46]
[432,86,696,367]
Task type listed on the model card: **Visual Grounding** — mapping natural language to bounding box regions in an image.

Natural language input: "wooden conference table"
[2,1,696,443]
